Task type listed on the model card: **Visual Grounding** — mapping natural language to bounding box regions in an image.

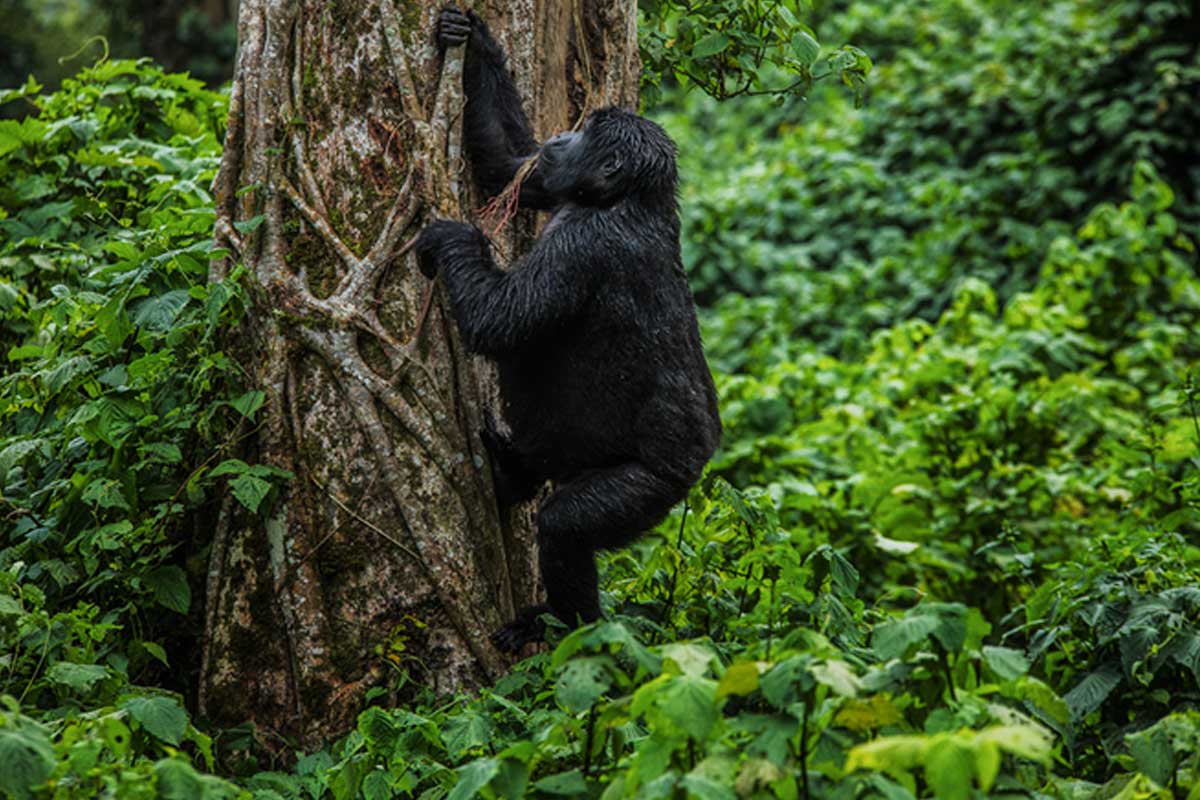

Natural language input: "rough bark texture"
[203,0,638,747]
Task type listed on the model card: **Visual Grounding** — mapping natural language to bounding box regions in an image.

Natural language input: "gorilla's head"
[536,108,678,208]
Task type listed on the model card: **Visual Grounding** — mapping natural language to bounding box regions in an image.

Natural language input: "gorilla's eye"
[602,156,623,178]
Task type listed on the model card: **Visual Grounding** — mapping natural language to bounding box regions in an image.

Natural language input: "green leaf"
[146,566,192,613]
[97,296,134,348]
[233,214,266,234]
[556,657,611,712]
[533,770,589,796]
[0,439,42,475]
[791,31,820,66]
[811,659,862,697]
[153,760,203,800]
[489,758,529,800]
[46,662,109,693]
[974,741,1001,792]
[81,477,131,511]
[975,725,1052,762]
[1063,664,1122,721]
[692,33,730,59]
[442,710,495,757]
[658,674,720,740]
[760,656,814,708]
[923,739,973,800]
[716,661,760,699]
[680,774,736,800]
[230,389,266,419]
[230,473,273,513]
[0,595,22,617]
[361,771,392,800]
[982,646,1030,681]
[662,642,718,676]
[142,641,170,667]
[1125,721,1175,786]
[448,758,499,800]
[0,727,55,800]
[872,614,939,660]
[131,288,191,332]
[121,694,189,745]
[210,458,250,477]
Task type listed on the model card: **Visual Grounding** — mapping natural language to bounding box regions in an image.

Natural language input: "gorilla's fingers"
[437,8,472,48]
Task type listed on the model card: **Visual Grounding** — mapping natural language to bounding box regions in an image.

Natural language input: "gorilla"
[414,7,721,653]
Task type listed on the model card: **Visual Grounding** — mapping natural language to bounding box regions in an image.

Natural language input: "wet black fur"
[415,8,721,653]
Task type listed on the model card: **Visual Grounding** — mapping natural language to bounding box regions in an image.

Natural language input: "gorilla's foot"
[491,604,550,654]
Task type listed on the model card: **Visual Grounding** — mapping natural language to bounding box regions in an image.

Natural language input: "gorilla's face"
[536,108,677,207]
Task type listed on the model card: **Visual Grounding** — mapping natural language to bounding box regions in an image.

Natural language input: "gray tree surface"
[203,0,639,746]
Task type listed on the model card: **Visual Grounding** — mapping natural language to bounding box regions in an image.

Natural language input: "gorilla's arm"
[415,221,591,356]
[440,9,556,209]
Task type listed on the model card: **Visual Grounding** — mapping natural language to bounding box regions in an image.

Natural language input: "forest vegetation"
[1,0,1198,797]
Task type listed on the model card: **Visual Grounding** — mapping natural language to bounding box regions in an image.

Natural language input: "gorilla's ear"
[602,156,623,178]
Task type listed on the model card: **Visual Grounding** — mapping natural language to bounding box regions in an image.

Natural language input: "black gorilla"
[414,7,721,652]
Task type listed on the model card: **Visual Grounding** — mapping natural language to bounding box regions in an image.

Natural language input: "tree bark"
[203,0,638,747]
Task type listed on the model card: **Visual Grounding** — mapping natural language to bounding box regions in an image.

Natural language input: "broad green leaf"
[361,771,392,800]
[555,657,611,712]
[230,389,266,419]
[812,659,862,697]
[1063,664,1122,721]
[81,477,131,511]
[131,288,191,332]
[0,727,55,800]
[845,735,928,773]
[489,758,529,800]
[448,758,499,800]
[680,774,736,800]
[975,725,1053,762]
[662,642,718,676]
[233,214,266,234]
[982,646,1030,681]
[923,739,973,800]
[760,656,814,708]
[791,31,820,65]
[146,565,192,613]
[872,614,939,660]
[636,674,719,740]
[974,741,1001,791]
[442,710,495,757]
[0,595,22,617]
[716,661,761,698]
[692,33,730,59]
[533,770,589,796]
[142,641,170,667]
[230,473,273,513]
[1125,721,1176,786]
[153,759,236,799]
[211,458,250,477]
[0,439,42,474]
[46,662,109,693]
[121,695,189,745]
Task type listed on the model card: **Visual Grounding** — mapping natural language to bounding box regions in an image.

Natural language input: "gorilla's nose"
[542,131,579,159]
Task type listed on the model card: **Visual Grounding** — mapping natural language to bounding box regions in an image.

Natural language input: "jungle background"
[2,0,1199,798]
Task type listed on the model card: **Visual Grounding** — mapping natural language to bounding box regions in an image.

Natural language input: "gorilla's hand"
[413,220,482,279]
[437,6,474,50]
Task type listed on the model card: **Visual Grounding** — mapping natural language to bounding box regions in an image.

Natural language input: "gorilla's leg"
[491,463,682,652]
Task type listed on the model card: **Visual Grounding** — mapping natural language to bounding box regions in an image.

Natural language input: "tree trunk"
[203,0,638,747]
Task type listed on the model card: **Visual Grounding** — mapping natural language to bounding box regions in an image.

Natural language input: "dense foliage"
[2,0,1199,797]
[0,61,254,796]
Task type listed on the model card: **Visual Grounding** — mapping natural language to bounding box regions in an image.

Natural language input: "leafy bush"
[661,0,1200,355]
[0,59,249,792]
